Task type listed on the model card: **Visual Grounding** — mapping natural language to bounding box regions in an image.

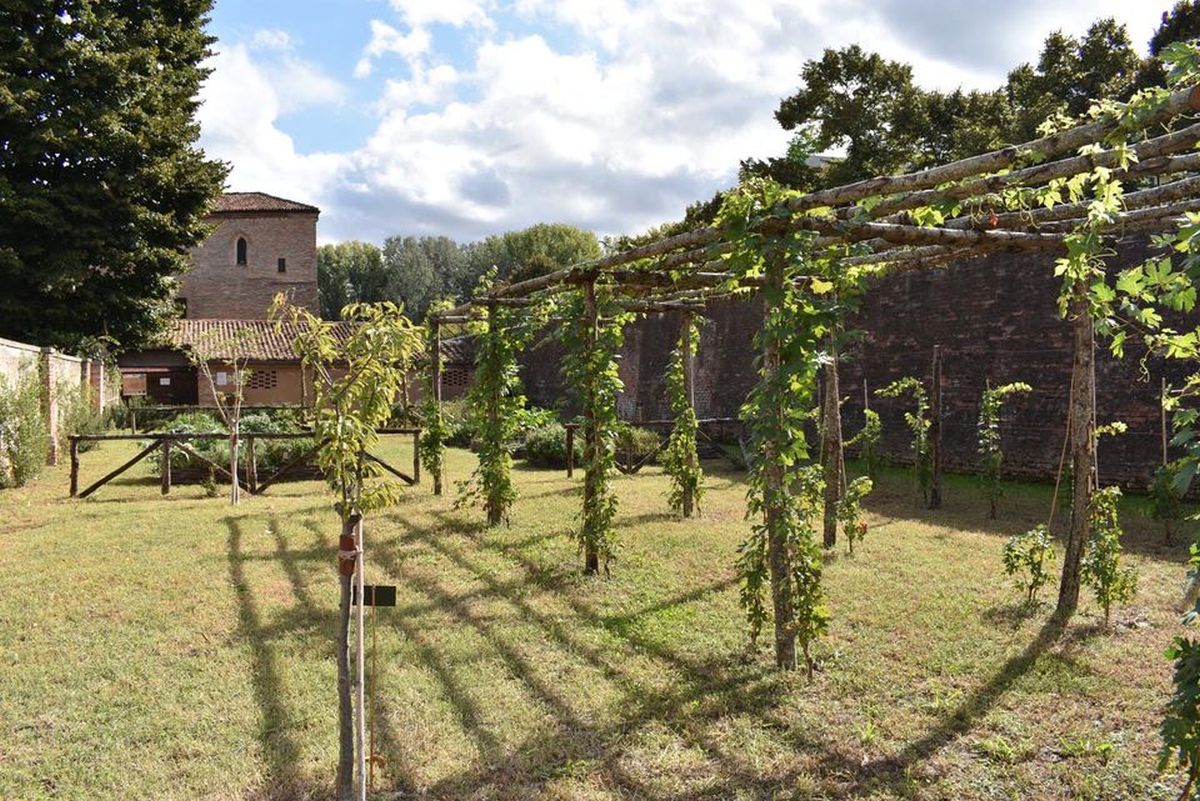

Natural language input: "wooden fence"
[68,428,421,499]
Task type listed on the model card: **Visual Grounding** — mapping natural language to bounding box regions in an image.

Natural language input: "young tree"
[272,296,423,801]
[186,328,259,505]
[0,0,226,350]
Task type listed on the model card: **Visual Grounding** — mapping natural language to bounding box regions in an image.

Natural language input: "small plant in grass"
[837,476,873,554]
[876,377,931,504]
[1081,486,1137,626]
[1150,460,1188,545]
[846,408,883,482]
[662,315,704,516]
[1002,524,1056,605]
[977,382,1032,519]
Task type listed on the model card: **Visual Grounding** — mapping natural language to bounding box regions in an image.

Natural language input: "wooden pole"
[69,437,79,497]
[565,423,576,479]
[1057,291,1096,619]
[1162,377,1169,466]
[335,513,359,801]
[821,336,843,546]
[431,318,443,495]
[412,430,421,484]
[485,302,503,527]
[680,312,697,518]
[247,436,257,495]
[161,437,171,495]
[582,279,601,574]
[929,345,943,509]
[863,377,870,411]
[763,257,796,670]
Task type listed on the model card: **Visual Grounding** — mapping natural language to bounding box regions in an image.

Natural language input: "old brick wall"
[518,236,1190,489]
[180,211,319,319]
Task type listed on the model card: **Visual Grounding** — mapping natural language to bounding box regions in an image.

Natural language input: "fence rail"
[68,428,422,499]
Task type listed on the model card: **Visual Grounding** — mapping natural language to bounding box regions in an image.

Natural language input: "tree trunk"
[485,304,503,527]
[764,259,796,669]
[335,515,358,800]
[583,280,600,574]
[1056,292,1096,619]
[821,342,842,548]
[353,517,366,801]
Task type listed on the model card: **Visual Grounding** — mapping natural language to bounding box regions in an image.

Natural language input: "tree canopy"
[318,223,601,321]
[0,0,227,352]
[744,8,1197,194]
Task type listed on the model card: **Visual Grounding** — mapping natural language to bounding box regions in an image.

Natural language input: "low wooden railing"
[68,428,421,499]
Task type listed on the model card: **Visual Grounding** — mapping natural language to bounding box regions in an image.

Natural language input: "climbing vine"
[977,381,1032,518]
[719,176,868,672]
[837,475,873,555]
[877,376,931,505]
[560,282,632,572]
[456,273,543,526]
[662,315,704,517]
[419,299,453,495]
[846,407,883,482]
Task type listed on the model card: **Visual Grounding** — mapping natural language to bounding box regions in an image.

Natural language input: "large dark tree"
[0,1,226,351]
[317,240,387,320]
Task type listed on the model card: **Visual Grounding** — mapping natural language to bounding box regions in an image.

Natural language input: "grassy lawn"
[0,439,1191,800]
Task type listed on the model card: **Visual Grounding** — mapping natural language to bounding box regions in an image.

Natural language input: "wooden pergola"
[423,83,1200,668]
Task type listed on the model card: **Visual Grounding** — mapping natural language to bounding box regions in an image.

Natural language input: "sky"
[198,0,1176,246]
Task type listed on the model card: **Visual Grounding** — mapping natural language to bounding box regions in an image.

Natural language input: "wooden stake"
[565,423,576,478]
[69,437,79,497]
[680,312,698,518]
[821,337,843,546]
[246,436,257,495]
[431,317,443,495]
[1162,377,1169,466]
[412,430,421,485]
[763,257,796,670]
[929,345,943,510]
[582,280,600,574]
[161,437,171,495]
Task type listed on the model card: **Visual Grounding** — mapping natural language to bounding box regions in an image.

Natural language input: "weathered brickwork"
[519,236,1190,489]
[179,210,319,319]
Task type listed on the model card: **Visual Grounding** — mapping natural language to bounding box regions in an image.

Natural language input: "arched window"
[236,237,248,266]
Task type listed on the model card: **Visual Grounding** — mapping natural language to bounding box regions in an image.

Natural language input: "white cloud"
[354,19,432,78]
[388,0,492,29]
[249,28,293,51]
[200,1,1181,245]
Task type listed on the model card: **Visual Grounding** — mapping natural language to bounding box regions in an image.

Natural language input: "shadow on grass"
[224,515,337,796]
[370,508,791,799]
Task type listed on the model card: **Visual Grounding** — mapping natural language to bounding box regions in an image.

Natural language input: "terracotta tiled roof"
[171,319,353,362]
[170,320,475,365]
[210,192,319,215]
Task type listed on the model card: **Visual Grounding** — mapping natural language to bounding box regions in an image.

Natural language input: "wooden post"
[1162,377,1169,466]
[130,408,137,435]
[821,337,843,547]
[485,302,503,527]
[1056,292,1096,619]
[863,377,870,411]
[763,257,796,670]
[582,279,601,574]
[431,318,443,495]
[680,312,697,518]
[247,436,257,495]
[565,424,576,478]
[928,345,943,509]
[69,437,79,497]
[412,430,421,484]
[161,437,172,495]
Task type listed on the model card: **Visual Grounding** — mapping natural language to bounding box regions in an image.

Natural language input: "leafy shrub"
[1161,532,1200,798]
[614,423,660,471]
[1002,524,1056,605]
[1150,460,1188,544]
[523,422,582,469]
[150,410,314,478]
[837,476,874,554]
[59,383,108,452]
[1081,487,1137,625]
[0,371,49,488]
